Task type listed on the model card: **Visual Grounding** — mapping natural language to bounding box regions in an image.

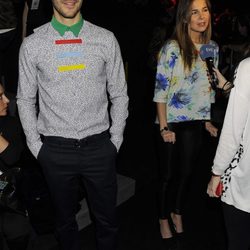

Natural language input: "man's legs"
[38,131,118,250]
[38,138,82,250]
[79,133,118,250]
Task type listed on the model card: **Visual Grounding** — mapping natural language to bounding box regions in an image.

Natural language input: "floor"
[4,106,229,250]
[27,176,227,250]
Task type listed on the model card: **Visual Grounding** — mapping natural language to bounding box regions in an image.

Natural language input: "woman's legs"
[223,203,250,250]
[156,125,176,238]
[156,121,202,237]
[171,121,203,232]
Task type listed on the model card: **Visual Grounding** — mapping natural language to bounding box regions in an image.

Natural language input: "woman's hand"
[205,121,218,137]
[161,129,176,144]
[212,67,227,89]
[207,175,221,198]
[212,67,234,93]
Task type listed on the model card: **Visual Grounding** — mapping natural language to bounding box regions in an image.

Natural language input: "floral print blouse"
[153,40,219,123]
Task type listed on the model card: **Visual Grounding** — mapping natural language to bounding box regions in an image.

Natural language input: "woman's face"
[0,85,9,116]
[188,0,210,40]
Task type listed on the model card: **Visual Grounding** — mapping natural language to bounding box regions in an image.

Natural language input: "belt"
[43,130,109,147]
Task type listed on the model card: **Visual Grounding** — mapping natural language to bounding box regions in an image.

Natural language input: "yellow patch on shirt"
[58,64,86,72]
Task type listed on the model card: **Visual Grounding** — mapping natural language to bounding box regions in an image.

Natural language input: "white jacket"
[212,57,250,213]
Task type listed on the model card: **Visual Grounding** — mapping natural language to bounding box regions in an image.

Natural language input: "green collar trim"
[51,16,83,37]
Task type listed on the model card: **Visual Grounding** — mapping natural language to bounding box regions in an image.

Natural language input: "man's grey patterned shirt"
[17,20,129,158]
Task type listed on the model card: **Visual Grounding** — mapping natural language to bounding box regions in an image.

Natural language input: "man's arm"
[17,40,42,158]
[106,34,129,151]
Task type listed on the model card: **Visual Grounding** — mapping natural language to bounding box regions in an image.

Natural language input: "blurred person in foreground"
[207,45,250,250]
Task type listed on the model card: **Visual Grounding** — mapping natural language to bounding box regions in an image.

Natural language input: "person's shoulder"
[234,57,250,95]
[22,22,51,46]
[237,57,250,72]
[161,39,179,54]
[84,20,115,40]
[33,22,51,34]
[165,39,178,48]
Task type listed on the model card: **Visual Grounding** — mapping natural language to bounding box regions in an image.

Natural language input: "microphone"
[200,44,218,89]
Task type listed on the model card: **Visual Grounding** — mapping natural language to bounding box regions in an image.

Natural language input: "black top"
[0,116,24,172]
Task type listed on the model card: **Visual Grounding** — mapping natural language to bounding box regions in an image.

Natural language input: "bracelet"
[211,171,221,177]
[160,127,169,133]
[222,81,229,89]
[222,81,234,92]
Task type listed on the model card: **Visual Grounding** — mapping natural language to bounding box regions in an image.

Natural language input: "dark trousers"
[156,121,203,218]
[38,131,118,250]
[223,202,250,250]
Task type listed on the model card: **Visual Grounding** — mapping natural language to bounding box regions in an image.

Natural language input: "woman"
[207,53,250,249]
[153,0,227,246]
[0,83,31,250]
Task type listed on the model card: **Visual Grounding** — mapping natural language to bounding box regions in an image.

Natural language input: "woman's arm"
[156,102,176,144]
[213,67,234,93]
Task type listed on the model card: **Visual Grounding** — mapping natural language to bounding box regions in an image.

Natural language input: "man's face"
[52,0,83,20]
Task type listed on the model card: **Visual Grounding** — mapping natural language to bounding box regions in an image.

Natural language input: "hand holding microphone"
[200,44,218,89]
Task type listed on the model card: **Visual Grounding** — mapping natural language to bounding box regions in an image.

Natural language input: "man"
[17,0,129,250]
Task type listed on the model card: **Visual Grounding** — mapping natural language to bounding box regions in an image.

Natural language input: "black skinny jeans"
[156,121,203,218]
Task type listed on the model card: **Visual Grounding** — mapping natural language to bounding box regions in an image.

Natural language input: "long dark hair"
[172,0,212,71]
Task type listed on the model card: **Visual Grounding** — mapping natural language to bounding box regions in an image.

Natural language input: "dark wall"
[83,0,165,188]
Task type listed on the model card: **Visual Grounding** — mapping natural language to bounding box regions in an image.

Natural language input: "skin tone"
[188,0,210,44]
[52,0,83,26]
[207,175,221,197]
[0,84,10,153]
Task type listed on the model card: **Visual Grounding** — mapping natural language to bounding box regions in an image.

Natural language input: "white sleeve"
[212,58,250,175]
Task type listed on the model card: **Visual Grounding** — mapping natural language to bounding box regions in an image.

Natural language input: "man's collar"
[51,16,83,37]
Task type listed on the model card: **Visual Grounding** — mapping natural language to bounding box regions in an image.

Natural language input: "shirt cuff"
[29,140,43,159]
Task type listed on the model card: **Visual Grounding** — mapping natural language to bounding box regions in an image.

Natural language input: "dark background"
[81,0,250,188]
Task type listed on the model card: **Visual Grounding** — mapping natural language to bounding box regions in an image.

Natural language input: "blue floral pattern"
[169,90,191,109]
[155,73,169,90]
[153,40,219,123]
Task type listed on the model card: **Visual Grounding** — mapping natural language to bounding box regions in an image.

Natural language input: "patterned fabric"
[0,0,17,29]
[153,40,218,123]
[221,143,244,197]
[212,57,250,213]
[17,21,129,158]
